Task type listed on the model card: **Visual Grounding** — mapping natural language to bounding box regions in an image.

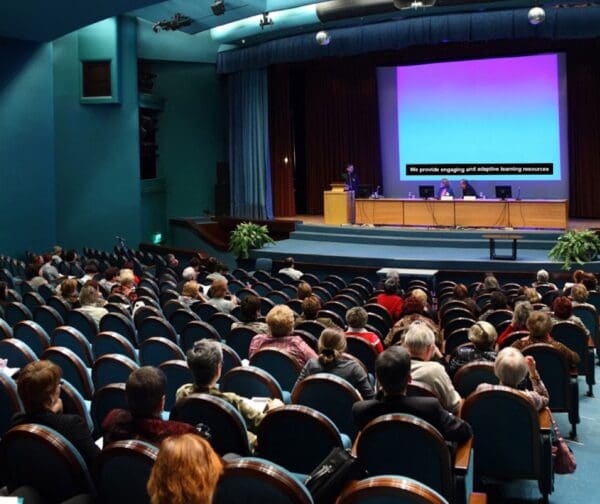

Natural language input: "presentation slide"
[377,54,569,199]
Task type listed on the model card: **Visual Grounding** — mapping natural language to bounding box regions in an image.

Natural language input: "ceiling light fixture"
[211,0,226,16]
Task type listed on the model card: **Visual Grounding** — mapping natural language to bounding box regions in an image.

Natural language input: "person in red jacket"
[376,278,404,321]
[345,306,384,353]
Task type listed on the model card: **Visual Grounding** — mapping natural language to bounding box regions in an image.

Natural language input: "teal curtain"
[228,69,273,220]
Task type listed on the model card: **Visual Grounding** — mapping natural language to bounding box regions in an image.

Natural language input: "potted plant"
[229,222,275,260]
[548,229,600,270]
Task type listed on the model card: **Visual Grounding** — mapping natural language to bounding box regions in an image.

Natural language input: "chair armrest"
[469,492,487,504]
[587,336,595,348]
[454,436,473,473]
[539,407,552,432]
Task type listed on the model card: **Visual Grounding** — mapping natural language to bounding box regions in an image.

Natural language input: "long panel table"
[354,198,567,229]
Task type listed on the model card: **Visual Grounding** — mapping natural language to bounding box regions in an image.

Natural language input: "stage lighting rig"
[152,13,192,33]
[259,12,274,29]
[393,0,436,8]
[211,0,226,16]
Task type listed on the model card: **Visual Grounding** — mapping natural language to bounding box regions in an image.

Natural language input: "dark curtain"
[303,61,382,215]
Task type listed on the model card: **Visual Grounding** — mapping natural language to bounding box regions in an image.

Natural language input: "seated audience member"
[551,296,590,337]
[79,263,98,284]
[12,360,99,467]
[352,346,472,441]
[497,301,533,348]
[479,291,510,321]
[385,296,441,349]
[122,262,141,285]
[205,257,228,283]
[39,253,61,283]
[294,295,336,329]
[165,253,180,274]
[533,269,557,290]
[410,288,436,321]
[147,433,223,504]
[182,256,202,281]
[103,367,197,446]
[176,340,282,445]
[58,278,80,307]
[0,280,8,313]
[403,322,462,414]
[179,280,206,307]
[475,347,549,411]
[477,274,500,294]
[115,268,138,302]
[231,295,269,334]
[79,283,108,325]
[249,305,318,368]
[524,286,542,304]
[512,311,580,367]
[581,273,598,293]
[26,263,48,291]
[206,278,238,314]
[99,266,120,294]
[448,321,498,377]
[296,328,375,399]
[296,281,313,300]
[376,278,404,321]
[450,283,480,318]
[345,307,384,353]
[571,283,595,310]
[278,256,303,281]
[563,269,585,293]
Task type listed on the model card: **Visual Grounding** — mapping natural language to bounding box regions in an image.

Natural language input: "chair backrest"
[498,330,529,349]
[92,353,139,389]
[191,301,221,320]
[295,320,328,340]
[462,386,542,479]
[99,312,138,347]
[444,317,476,336]
[221,366,284,400]
[52,325,94,366]
[256,404,345,474]
[214,457,314,504]
[551,321,589,375]
[250,348,302,391]
[48,296,71,320]
[34,305,64,335]
[292,373,362,439]
[5,301,32,327]
[97,440,158,504]
[318,309,346,328]
[180,320,221,352]
[0,338,37,368]
[441,308,473,328]
[0,424,94,502]
[23,291,45,314]
[363,303,393,326]
[209,312,240,340]
[133,305,163,330]
[93,331,138,362]
[140,336,185,367]
[0,372,23,437]
[42,346,94,399]
[170,393,251,456]
[169,308,201,335]
[138,316,178,344]
[221,343,243,375]
[67,309,98,342]
[337,475,449,504]
[13,320,51,357]
[91,383,128,432]
[484,309,514,331]
[452,361,499,397]
[159,360,192,411]
[227,326,259,360]
[572,305,598,342]
[345,335,379,375]
[60,378,95,433]
[266,290,291,305]
[0,317,13,339]
[255,257,273,273]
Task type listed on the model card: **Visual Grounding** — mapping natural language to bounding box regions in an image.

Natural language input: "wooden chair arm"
[454,436,473,472]
[587,336,595,348]
[539,407,552,431]
[469,492,488,504]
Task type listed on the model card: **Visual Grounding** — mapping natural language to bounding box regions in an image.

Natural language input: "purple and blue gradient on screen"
[397,54,562,181]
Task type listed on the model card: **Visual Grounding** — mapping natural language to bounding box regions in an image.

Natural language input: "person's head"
[283,257,295,269]
[182,281,201,299]
[17,360,62,413]
[403,296,425,315]
[297,281,312,300]
[188,257,201,270]
[186,340,223,388]
[468,321,497,351]
[126,367,167,418]
[60,278,78,299]
[84,263,98,275]
[573,269,585,284]
[104,266,120,282]
[383,278,398,295]
[345,164,354,174]
[489,291,508,310]
[526,311,552,341]
[79,284,99,306]
[346,306,368,330]
[301,295,321,320]
[65,250,77,262]
[441,178,449,187]
[210,279,228,299]
[239,295,261,322]
[182,267,198,281]
[266,305,295,337]
[26,263,40,280]
[460,179,468,189]
[582,273,598,292]
[572,283,589,303]
[147,433,223,504]
[165,253,178,268]
[119,269,136,288]
[552,296,572,320]
[483,275,499,290]
[453,284,468,300]
[375,346,412,395]
[403,321,435,360]
[318,328,347,366]
[512,301,533,327]
[523,287,540,304]
[536,269,550,284]
[42,253,52,264]
[494,347,528,387]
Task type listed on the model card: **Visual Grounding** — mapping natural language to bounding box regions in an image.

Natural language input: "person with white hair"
[475,347,549,411]
[403,321,462,414]
[448,321,498,377]
[533,269,557,290]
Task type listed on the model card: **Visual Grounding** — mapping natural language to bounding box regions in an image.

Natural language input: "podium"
[324,183,355,225]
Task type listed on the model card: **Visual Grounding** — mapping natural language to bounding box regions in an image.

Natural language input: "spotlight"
[211,0,226,16]
[152,12,192,32]
[528,6,546,25]
[315,31,331,46]
[259,12,273,29]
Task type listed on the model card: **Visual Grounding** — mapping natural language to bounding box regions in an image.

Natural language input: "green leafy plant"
[548,229,600,270]
[229,222,275,259]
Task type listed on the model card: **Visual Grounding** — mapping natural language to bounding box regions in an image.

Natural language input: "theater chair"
[337,475,450,504]
[452,362,499,398]
[552,321,595,397]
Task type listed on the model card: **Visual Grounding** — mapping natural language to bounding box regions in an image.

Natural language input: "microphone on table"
[516,187,521,200]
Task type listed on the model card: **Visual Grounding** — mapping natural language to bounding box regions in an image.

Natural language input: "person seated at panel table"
[437,178,455,198]
[459,179,477,198]
[341,163,359,192]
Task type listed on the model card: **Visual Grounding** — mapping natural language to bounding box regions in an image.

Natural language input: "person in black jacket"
[352,346,472,442]
[11,360,100,469]
[459,179,477,198]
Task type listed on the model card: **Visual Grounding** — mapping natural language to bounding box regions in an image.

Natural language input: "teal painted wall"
[53,17,142,251]
[0,38,56,258]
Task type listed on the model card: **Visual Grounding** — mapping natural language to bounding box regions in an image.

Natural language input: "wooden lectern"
[324,182,355,225]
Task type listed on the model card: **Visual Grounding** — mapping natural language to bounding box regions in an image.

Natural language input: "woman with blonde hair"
[448,321,498,377]
[295,327,374,399]
[147,434,223,504]
[179,280,206,307]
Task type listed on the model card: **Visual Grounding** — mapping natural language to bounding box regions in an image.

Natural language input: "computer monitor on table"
[419,185,435,199]
[495,185,512,200]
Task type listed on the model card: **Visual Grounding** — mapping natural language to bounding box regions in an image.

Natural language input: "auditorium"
[1,0,600,503]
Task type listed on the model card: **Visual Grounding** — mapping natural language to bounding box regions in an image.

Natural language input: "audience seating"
[159,360,192,410]
[42,346,94,399]
[60,379,95,434]
[139,336,186,367]
[221,366,287,402]
[52,326,94,367]
[337,475,450,504]
[180,320,221,351]
[0,372,23,437]
[444,328,470,356]
[452,362,499,397]
[572,305,599,348]
[91,383,128,433]
[100,313,138,347]
[34,305,64,335]
[93,331,138,362]
[250,348,302,392]
[66,309,98,343]
[209,312,239,340]
[227,326,258,359]
[13,320,51,357]
[0,317,13,339]
[92,354,139,389]
[0,338,37,368]
[551,321,595,396]
[498,330,529,350]
[5,302,33,327]
[23,291,45,314]
[138,316,178,344]
[169,308,201,335]
[346,336,379,376]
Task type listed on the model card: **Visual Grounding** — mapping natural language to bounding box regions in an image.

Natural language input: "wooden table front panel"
[509,200,567,229]
[355,199,404,225]
[455,200,510,227]
[403,200,455,226]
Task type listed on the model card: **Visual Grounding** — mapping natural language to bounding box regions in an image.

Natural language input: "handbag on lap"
[304,447,361,504]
